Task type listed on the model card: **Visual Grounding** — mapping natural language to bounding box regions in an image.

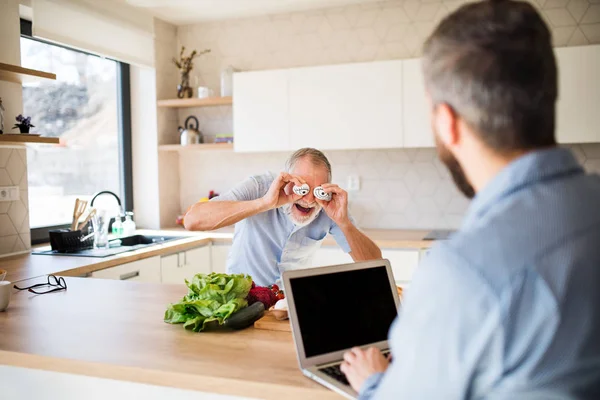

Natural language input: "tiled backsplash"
[180,144,600,230]
[0,147,31,256]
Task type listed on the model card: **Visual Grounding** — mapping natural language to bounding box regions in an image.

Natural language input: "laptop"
[282,259,400,399]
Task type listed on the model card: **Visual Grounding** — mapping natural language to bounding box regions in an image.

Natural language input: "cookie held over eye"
[313,186,332,201]
[293,183,310,196]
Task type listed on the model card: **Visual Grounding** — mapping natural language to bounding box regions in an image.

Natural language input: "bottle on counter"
[123,212,136,237]
[112,215,124,237]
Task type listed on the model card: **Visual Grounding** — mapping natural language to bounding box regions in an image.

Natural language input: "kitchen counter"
[0,277,339,399]
[0,228,436,284]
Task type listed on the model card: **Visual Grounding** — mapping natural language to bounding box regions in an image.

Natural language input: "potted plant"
[13,114,35,133]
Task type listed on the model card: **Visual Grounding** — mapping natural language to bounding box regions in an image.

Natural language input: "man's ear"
[433,103,459,147]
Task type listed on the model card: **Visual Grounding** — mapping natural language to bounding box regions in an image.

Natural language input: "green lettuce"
[164,273,253,332]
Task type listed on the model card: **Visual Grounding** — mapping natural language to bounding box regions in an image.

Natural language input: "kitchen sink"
[118,235,182,246]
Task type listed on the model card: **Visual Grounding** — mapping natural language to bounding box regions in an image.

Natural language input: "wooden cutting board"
[254,311,291,332]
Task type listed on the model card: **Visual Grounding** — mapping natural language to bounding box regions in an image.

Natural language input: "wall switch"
[347,175,360,192]
[0,186,19,202]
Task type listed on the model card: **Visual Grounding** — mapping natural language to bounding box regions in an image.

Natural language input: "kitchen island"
[0,277,340,399]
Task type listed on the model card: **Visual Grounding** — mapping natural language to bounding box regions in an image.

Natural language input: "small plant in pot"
[13,114,35,133]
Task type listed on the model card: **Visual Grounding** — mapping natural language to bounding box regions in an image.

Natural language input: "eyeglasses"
[14,275,67,295]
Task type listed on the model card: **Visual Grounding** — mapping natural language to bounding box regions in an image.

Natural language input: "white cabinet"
[402,58,435,148]
[210,243,231,274]
[382,249,420,284]
[289,60,404,150]
[161,246,211,284]
[233,69,290,152]
[555,45,600,144]
[91,256,161,283]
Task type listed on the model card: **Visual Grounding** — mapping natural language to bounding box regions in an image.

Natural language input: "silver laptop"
[282,259,400,399]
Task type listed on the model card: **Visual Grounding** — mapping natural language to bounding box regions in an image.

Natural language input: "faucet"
[90,191,124,216]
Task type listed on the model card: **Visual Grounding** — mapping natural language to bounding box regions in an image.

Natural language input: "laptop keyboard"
[319,350,390,387]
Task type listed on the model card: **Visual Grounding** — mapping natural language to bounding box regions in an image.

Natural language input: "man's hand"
[316,183,350,227]
[340,347,390,393]
[262,172,305,210]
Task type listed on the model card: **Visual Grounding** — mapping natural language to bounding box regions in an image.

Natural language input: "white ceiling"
[124,0,383,25]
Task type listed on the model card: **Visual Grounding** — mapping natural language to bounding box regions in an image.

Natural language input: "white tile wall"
[0,147,31,255]
[165,0,600,229]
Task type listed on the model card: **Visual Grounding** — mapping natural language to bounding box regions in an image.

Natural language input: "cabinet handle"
[177,253,182,268]
[120,271,140,280]
[183,251,187,266]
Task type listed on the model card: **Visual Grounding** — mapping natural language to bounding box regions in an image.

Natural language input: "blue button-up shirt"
[361,148,600,399]
[212,172,352,286]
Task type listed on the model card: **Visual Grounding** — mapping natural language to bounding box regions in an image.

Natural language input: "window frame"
[20,19,134,245]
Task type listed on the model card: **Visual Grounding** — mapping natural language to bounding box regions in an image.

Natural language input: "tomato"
[270,284,280,293]
[276,290,285,300]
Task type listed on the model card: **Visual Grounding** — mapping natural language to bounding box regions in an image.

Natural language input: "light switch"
[347,175,360,192]
[0,186,19,202]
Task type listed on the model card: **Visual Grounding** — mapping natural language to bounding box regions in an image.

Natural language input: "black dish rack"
[49,229,93,253]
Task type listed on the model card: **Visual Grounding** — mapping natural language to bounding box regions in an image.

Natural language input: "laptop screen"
[289,265,398,358]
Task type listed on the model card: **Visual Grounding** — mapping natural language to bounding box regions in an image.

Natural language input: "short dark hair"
[422,0,557,152]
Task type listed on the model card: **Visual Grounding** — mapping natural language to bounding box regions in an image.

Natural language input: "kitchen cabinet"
[210,243,231,274]
[161,246,211,284]
[91,256,161,283]
[311,245,421,284]
[555,45,600,144]
[289,60,404,150]
[402,58,435,148]
[233,69,290,152]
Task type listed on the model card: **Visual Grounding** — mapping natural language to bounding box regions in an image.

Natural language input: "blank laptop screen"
[289,265,398,358]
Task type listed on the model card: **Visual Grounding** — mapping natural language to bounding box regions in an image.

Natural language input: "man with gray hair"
[184,147,382,286]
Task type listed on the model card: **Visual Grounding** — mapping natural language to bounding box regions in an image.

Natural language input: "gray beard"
[282,203,321,228]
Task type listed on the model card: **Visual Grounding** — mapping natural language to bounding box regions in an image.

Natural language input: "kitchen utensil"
[196,86,214,98]
[0,281,11,311]
[0,269,6,281]
[77,208,96,231]
[178,116,202,146]
[71,198,88,231]
[79,231,95,243]
[254,311,292,332]
[91,209,110,249]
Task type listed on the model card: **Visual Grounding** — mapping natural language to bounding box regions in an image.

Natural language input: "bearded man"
[184,147,382,286]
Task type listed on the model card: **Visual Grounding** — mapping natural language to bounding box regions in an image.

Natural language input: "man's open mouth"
[295,204,313,214]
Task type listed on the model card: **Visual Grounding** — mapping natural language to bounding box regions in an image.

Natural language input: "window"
[20,20,132,242]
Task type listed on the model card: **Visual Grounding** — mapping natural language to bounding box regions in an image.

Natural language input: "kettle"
[178,116,202,145]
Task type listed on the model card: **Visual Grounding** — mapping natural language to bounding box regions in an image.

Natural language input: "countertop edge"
[0,350,341,400]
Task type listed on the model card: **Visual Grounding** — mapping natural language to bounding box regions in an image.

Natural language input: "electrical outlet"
[347,175,360,192]
[0,186,19,202]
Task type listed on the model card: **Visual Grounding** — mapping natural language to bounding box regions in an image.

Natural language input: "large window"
[20,20,132,240]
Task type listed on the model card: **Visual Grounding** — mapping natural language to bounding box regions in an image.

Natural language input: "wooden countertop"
[0,277,339,399]
[0,228,436,284]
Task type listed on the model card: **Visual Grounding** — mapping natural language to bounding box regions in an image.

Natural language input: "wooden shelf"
[157,97,232,108]
[0,134,60,145]
[158,143,233,152]
[0,62,56,84]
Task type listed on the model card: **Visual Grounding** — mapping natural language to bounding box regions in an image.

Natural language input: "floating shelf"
[157,96,233,108]
[158,143,233,152]
[0,62,56,84]
[0,134,60,145]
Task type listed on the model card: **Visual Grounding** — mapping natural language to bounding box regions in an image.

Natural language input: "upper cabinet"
[233,69,290,152]
[402,58,435,148]
[289,60,403,150]
[555,45,600,144]
[233,45,600,152]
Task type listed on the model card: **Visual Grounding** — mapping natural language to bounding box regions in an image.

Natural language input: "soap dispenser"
[123,212,136,237]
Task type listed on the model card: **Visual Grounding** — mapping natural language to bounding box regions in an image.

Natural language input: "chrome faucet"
[90,191,124,216]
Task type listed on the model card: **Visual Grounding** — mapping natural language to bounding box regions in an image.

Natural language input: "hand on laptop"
[340,347,390,392]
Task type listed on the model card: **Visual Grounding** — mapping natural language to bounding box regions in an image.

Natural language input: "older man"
[341,0,600,398]
[184,148,381,286]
